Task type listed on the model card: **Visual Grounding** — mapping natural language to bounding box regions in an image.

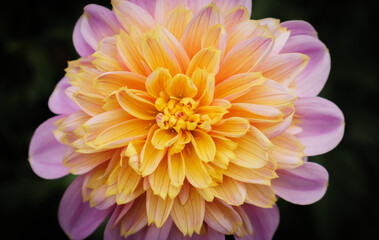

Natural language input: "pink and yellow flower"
[29,0,345,239]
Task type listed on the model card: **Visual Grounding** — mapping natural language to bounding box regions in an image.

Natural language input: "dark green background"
[0,0,377,239]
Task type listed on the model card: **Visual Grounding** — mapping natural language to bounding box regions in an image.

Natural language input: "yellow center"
[155,97,200,133]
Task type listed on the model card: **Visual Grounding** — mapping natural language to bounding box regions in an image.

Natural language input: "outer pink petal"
[73,4,121,56]
[73,16,94,57]
[280,35,330,97]
[239,204,279,240]
[104,206,125,240]
[48,77,80,115]
[280,20,318,38]
[59,175,114,240]
[144,217,173,240]
[129,0,157,17]
[295,97,345,156]
[272,162,329,205]
[28,116,70,179]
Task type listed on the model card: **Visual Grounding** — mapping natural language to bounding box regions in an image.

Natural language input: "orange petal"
[228,103,284,123]
[140,125,168,176]
[191,68,215,106]
[168,152,186,187]
[183,144,212,188]
[190,130,216,163]
[224,6,250,31]
[231,126,273,169]
[245,184,277,208]
[212,176,246,205]
[170,187,205,236]
[217,36,273,83]
[186,47,221,77]
[72,92,105,116]
[151,129,179,150]
[201,24,227,57]
[116,87,158,120]
[94,71,146,96]
[164,6,193,41]
[148,158,171,199]
[146,190,174,228]
[145,68,172,99]
[181,3,223,58]
[165,74,198,98]
[92,36,124,72]
[142,31,182,76]
[212,136,237,169]
[93,118,151,149]
[211,117,250,138]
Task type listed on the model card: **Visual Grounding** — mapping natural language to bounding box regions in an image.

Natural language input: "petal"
[230,126,272,169]
[191,68,215,106]
[183,144,213,188]
[152,129,179,149]
[224,162,277,185]
[201,24,227,57]
[28,116,70,179]
[294,97,345,156]
[204,199,242,235]
[224,6,250,31]
[211,117,250,138]
[272,162,329,205]
[144,217,173,240]
[59,175,114,239]
[72,91,105,116]
[280,20,318,38]
[186,47,221,77]
[92,36,125,72]
[93,118,151,149]
[168,153,186,187]
[95,71,147,96]
[79,4,121,50]
[48,77,80,115]
[112,0,155,32]
[145,68,172,99]
[213,0,252,16]
[212,177,246,205]
[73,16,94,56]
[216,36,273,83]
[142,32,182,76]
[116,88,158,120]
[170,187,205,236]
[181,3,224,58]
[146,190,174,227]
[280,35,330,97]
[244,184,277,208]
[118,195,148,238]
[148,158,171,199]
[164,6,193,41]
[128,0,157,17]
[240,204,279,240]
[166,74,198,98]
[190,130,216,163]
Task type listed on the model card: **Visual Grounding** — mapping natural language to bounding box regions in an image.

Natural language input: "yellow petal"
[140,125,168,176]
[148,158,170,199]
[165,74,198,98]
[191,68,215,106]
[201,24,227,57]
[212,136,237,169]
[168,152,185,187]
[245,184,277,208]
[181,3,223,58]
[116,87,158,120]
[196,105,228,124]
[145,68,172,99]
[231,126,273,169]
[190,130,216,163]
[214,72,265,100]
[204,199,243,235]
[146,190,174,229]
[92,36,124,72]
[196,187,215,202]
[228,103,284,123]
[63,149,113,175]
[178,180,190,204]
[151,129,179,150]
[212,177,246,206]
[93,118,152,149]
[224,161,278,185]
[171,130,191,154]
[183,144,212,188]
[142,31,182,76]
[211,117,250,138]
[72,92,105,116]
[164,6,193,41]
[170,187,205,236]
[217,36,273,82]
[94,71,146,96]
[186,47,221,77]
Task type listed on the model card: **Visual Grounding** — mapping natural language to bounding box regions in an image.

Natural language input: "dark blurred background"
[0,0,377,239]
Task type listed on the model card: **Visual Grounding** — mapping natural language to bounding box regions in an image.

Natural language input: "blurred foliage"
[0,0,377,239]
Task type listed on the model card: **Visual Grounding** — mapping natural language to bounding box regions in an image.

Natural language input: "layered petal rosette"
[29,1,345,239]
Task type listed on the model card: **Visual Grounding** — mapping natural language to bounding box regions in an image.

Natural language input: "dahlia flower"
[28,0,345,239]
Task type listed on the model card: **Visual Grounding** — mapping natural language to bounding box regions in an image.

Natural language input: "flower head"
[29,1,345,239]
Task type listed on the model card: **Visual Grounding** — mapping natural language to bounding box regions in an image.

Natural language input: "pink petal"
[144,217,173,240]
[28,116,70,179]
[280,20,318,38]
[295,97,345,156]
[239,204,279,240]
[167,224,223,240]
[213,0,252,16]
[59,175,114,239]
[73,16,94,57]
[280,35,330,97]
[272,162,329,205]
[129,0,157,17]
[73,4,121,56]
[48,77,80,115]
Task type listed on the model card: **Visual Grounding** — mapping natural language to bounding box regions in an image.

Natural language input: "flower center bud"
[155,97,200,133]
